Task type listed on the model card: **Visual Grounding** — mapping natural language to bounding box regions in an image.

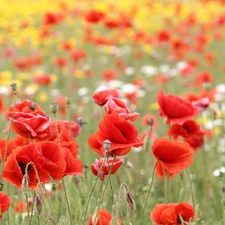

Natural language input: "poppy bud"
[126,192,136,211]
[50,103,58,115]
[35,195,43,215]
[103,139,111,152]
[148,118,154,126]
[73,176,80,189]
[76,117,87,126]
[10,82,17,92]
[0,182,3,191]
[22,174,29,194]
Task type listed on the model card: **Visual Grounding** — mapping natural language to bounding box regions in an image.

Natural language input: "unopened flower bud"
[73,176,80,189]
[22,174,29,194]
[10,82,17,92]
[35,195,43,215]
[28,197,33,208]
[66,97,72,106]
[0,182,3,191]
[126,192,136,211]
[103,140,111,152]
[76,117,87,126]
[148,118,154,126]
[50,103,58,115]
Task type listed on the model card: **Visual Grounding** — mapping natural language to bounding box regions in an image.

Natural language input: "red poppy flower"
[92,89,120,106]
[150,202,194,225]
[104,97,139,121]
[156,29,171,43]
[157,90,199,124]
[167,120,205,139]
[3,142,65,189]
[47,120,71,142]
[14,201,27,213]
[84,9,105,23]
[155,160,175,179]
[185,135,204,151]
[88,209,122,225]
[187,93,210,112]
[5,110,51,140]
[43,12,64,25]
[91,158,123,180]
[102,69,117,82]
[0,192,11,221]
[152,138,193,175]
[88,112,143,156]
[61,146,83,177]
[70,49,86,63]
[61,120,81,138]
[195,72,213,87]
[0,96,5,113]
[34,75,52,86]
[0,136,30,161]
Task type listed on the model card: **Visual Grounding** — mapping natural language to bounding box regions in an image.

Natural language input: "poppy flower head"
[104,97,139,121]
[157,90,199,124]
[152,138,193,175]
[88,208,122,225]
[92,89,120,106]
[88,112,143,156]
[5,109,51,140]
[167,120,205,139]
[150,202,194,225]
[84,9,105,23]
[0,192,11,220]
[91,158,123,180]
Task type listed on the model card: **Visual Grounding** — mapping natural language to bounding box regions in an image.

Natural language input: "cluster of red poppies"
[0,99,83,220]
[84,86,206,224]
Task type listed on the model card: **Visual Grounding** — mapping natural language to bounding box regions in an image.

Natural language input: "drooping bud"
[73,176,80,189]
[50,103,58,115]
[22,173,29,194]
[126,192,136,211]
[35,195,43,215]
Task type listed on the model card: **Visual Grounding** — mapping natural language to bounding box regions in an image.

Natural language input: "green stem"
[81,155,107,225]
[186,169,196,220]
[139,160,158,225]
[62,178,73,225]
[93,155,116,225]
[1,92,17,181]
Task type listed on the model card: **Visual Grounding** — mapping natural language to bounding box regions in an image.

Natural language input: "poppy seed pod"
[50,103,58,115]
[10,82,17,92]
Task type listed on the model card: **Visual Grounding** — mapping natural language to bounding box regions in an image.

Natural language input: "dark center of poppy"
[18,162,31,175]
[183,125,190,133]
[29,104,36,111]
[121,131,126,137]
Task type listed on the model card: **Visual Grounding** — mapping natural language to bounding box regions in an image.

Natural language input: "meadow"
[0,0,225,224]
